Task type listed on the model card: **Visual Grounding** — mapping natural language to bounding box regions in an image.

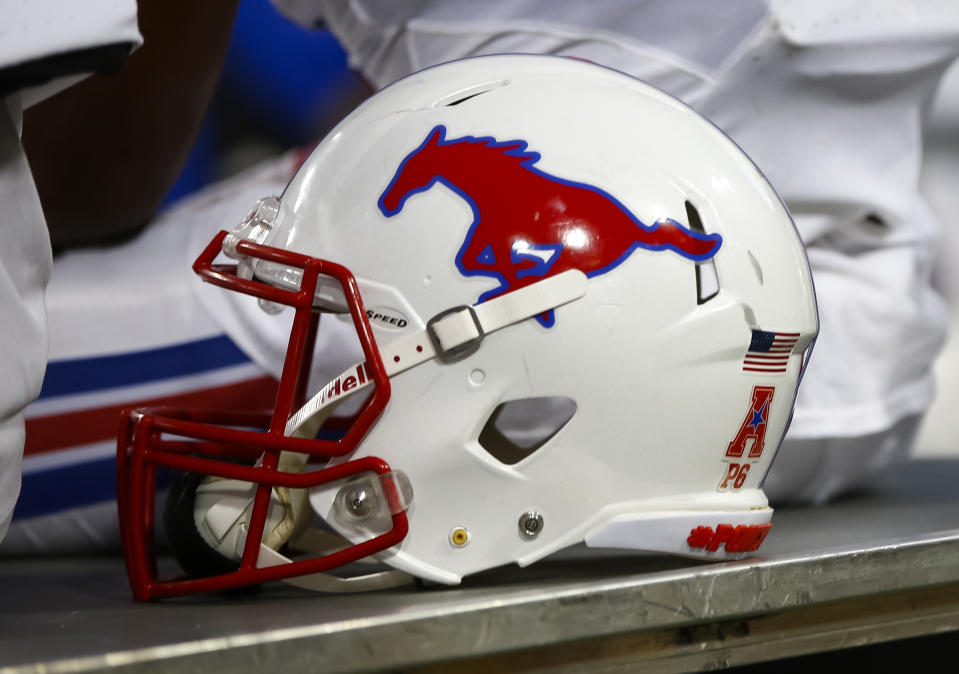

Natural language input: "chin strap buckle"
[426,305,485,363]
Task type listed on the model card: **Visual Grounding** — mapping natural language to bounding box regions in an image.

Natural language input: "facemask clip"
[222,196,281,280]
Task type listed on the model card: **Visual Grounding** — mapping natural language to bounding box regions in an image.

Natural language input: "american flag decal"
[742,330,799,373]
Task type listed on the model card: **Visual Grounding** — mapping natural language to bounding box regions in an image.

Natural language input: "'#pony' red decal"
[379,125,721,326]
[688,523,771,553]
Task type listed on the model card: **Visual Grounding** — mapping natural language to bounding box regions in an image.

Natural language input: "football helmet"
[117,54,817,599]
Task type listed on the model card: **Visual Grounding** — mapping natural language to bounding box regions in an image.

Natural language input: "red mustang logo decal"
[379,125,721,326]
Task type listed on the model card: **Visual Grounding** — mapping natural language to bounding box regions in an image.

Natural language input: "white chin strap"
[198,270,588,593]
[287,268,589,438]
[198,478,414,593]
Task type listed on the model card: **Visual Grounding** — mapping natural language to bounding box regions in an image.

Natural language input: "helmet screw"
[518,510,544,539]
[342,486,373,519]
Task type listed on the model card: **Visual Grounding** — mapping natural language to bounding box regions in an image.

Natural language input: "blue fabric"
[14,458,175,518]
[39,335,251,399]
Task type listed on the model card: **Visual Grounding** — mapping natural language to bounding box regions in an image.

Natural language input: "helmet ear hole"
[478,397,577,465]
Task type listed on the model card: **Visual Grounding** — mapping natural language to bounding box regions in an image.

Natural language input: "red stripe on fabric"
[743,367,787,373]
[24,375,279,456]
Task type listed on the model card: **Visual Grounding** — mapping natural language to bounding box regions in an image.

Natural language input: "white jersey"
[0,101,50,543]
[2,152,302,554]
[0,0,140,543]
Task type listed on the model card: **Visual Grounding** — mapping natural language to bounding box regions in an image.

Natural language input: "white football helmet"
[118,54,817,599]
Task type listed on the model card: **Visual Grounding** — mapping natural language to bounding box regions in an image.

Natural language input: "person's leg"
[2,153,302,554]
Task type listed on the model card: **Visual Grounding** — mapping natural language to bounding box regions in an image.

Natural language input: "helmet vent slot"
[478,397,576,465]
[685,200,720,304]
[433,79,509,108]
[446,90,490,106]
